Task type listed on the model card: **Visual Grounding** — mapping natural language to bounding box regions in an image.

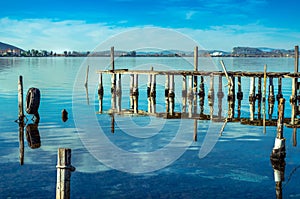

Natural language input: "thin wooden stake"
[18,76,24,124]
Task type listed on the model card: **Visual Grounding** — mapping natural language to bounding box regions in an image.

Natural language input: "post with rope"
[270,98,286,199]
[56,148,75,199]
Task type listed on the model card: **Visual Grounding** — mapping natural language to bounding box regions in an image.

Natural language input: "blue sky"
[1,0,299,52]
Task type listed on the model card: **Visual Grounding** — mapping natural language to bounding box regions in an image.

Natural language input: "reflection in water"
[26,124,41,149]
[18,116,41,165]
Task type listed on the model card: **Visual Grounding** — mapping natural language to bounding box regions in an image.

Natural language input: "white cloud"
[0,17,299,53]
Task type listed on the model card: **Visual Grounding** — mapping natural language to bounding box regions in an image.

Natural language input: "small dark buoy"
[62,109,68,122]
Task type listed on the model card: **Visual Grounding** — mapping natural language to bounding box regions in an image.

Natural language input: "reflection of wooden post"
[217,76,224,119]
[237,76,243,119]
[19,123,24,165]
[56,148,75,199]
[268,77,275,120]
[18,76,24,124]
[193,119,197,141]
[291,46,299,125]
[130,74,134,110]
[98,74,103,113]
[182,75,187,113]
[188,76,193,118]
[147,69,152,113]
[169,75,175,116]
[249,77,255,121]
[165,75,170,114]
[208,75,214,119]
[111,114,115,133]
[199,76,205,115]
[293,128,297,147]
[133,74,139,114]
[263,65,267,133]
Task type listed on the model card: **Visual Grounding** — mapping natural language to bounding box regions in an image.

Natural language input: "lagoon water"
[0,56,299,198]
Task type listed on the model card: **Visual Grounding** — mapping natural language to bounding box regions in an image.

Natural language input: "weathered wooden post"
[276,77,283,102]
[116,74,122,113]
[270,98,286,199]
[188,76,193,118]
[98,73,104,113]
[182,75,187,113]
[18,76,24,124]
[165,75,170,114]
[84,65,89,88]
[199,76,205,115]
[56,148,75,199]
[268,77,275,121]
[130,74,134,111]
[227,75,235,120]
[249,77,256,121]
[217,75,224,119]
[208,74,215,119]
[257,77,262,119]
[263,65,267,133]
[111,47,116,111]
[133,74,139,114]
[147,68,152,113]
[169,75,175,116]
[18,75,25,165]
[150,71,156,113]
[193,46,198,114]
[237,76,243,119]
[290,45,299,125]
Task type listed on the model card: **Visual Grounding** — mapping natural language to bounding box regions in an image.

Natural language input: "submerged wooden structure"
[96,46,300,131]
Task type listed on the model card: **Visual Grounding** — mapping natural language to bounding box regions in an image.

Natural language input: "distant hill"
[0,41,23,51]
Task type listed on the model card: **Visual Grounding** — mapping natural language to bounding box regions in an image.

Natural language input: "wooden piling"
[165,75,170,114]
[147,69,152,112]
[169,75,175,116]
[268,77,275,120]
[277,77,283,101]
[116,74,122,113]
[208,75,214,119]
[228,75,235,120]
[130,74,134,110]
[133,74,139,114]
[249,77,256,121]
[193,46,198,114]
[98,74,103,113]
[56,148,75,199]
[188,76,193,118]
[263,65,267,133]
[237,76,243,119]
[199,76,205,115]
[290,46,299,124]
[182,75,187,113]
[217,75,224,119]
[18,76,24,124]
[257,77,262,119]
[150,71,156,113]
[111,46,115,70]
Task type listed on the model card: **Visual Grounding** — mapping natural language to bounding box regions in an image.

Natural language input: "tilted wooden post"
[290,45,299,124]
[56,148,75,199]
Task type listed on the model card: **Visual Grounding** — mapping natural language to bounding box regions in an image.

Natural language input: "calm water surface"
[0,57,299,198]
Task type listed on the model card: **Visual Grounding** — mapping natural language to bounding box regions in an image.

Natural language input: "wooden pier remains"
[97,46,300,128]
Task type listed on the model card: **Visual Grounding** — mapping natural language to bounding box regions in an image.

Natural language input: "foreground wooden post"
[165,75,170,114]
[129,74,134,110]
[133,74,139,114]
[268,77,275,120]
[56,148,75,199]
[150,71,156,113]
[228,75,235,120]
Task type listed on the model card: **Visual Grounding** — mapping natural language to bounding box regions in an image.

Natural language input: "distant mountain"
[0,41,23,51]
